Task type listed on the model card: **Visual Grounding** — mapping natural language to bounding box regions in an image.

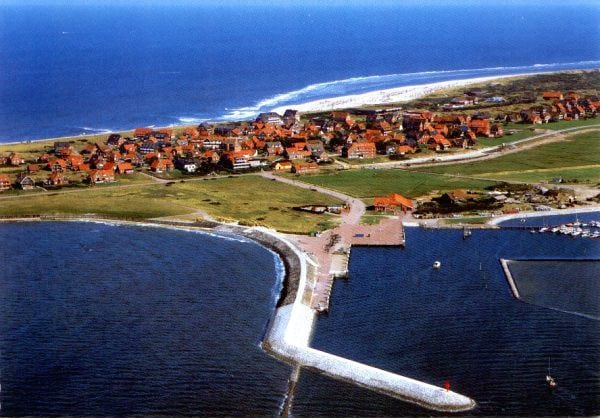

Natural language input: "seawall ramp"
[264,303,476,413]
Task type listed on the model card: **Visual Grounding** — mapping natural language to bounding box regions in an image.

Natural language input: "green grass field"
[415,130,600,183]
[488,166,600,184]
[475,118,599,148]
[0,175,342,234]
[298,169,498,199]
[440,216,490,225]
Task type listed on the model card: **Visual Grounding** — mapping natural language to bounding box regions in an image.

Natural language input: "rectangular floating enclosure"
[500,259,600,320]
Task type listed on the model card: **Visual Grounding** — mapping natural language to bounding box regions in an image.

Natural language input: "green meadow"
[414,130,600,183]
[0,176,342,234]
[298,169,498,200]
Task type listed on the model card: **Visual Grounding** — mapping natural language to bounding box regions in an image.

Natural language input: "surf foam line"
[218,60,599,120]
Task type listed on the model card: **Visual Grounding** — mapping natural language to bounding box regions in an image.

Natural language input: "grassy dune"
[298,169,498,200]
[415,130,600,183]
[0,175,342,234]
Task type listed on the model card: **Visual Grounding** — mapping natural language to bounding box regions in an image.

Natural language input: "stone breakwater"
[255,227,477,413]
[500,259,521,299]
[0,216,476,411]
[263,304,476,412]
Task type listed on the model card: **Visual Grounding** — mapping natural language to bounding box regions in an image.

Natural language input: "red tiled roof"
[117,162,133,172]
[350,142,376,151]
[134,127,153,136]
[468,119,490,129]
[543,91,562,99]
[374,193,414,210]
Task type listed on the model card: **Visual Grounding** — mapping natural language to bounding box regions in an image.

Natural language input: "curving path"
[260,170,366,225]
[362,124,600,170]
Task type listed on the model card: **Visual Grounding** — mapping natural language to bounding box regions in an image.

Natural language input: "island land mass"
[1,69,598,412]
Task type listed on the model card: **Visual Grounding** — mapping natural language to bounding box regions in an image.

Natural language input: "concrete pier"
[260,227,476,413]
[264,303,476,413]
[500,258,521,299]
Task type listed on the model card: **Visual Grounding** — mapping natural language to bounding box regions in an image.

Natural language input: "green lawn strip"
[338,156,393,165]
[415,131,600,177]
[535,118,600,131]
[0,175,343,234]
[161,176,342,233]
[473,119,598,148]
[489,166,600,184]
[475,128,536,147]
[0,187,186,219]
[299,169,498,199]
[440,216,490,225]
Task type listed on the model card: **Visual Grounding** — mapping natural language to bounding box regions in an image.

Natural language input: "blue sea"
[296,220,600,416]
[0,222,291,415]
[1,216,598,415]
[0,1,599,141]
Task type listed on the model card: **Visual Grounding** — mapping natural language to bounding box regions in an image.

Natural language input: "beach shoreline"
[1,69,596,147]
[271,71,554,115]
[487,206,600,225]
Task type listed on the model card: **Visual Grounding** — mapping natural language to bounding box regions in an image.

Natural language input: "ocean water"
[0,218,599,415]
[0,2,599,141]
[0,222,291,415]
[499,211,600,227]
[295,224,599,416]
[506,260,600,319]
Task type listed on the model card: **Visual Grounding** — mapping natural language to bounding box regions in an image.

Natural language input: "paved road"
[362,124,600,170]
[260,171,366,225]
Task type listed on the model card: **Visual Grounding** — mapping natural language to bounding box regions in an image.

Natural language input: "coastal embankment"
[0,213,475,412]
[246,221,477,412]
[500,258,521,299]
[488,206,600,226]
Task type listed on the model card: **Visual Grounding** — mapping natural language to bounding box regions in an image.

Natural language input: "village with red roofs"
[1,88,597,200]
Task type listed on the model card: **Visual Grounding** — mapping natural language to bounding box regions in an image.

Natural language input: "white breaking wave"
[78,126,113,135]
[218,60,599,121]
[178,117,207,124]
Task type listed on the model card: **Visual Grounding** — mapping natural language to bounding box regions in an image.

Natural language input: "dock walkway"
[264,302,476,413]
[260,172,476,411]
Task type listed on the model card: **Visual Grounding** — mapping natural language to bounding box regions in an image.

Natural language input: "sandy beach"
[0,71,571,147]
[271,72,547,115]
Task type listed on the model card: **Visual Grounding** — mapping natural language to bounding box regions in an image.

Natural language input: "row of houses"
[1,88,596,192]
[0,172,67,190]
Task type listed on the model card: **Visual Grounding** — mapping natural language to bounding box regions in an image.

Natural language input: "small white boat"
[539,227,549,233]
[546,374,557,389]
[433,261,441,269]
[546,359,557,390]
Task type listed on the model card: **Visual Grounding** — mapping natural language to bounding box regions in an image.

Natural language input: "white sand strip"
[271,72,550,114]
[488,206,600,225]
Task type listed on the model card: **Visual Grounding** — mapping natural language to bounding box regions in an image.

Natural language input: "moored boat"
[546,359,557,390]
